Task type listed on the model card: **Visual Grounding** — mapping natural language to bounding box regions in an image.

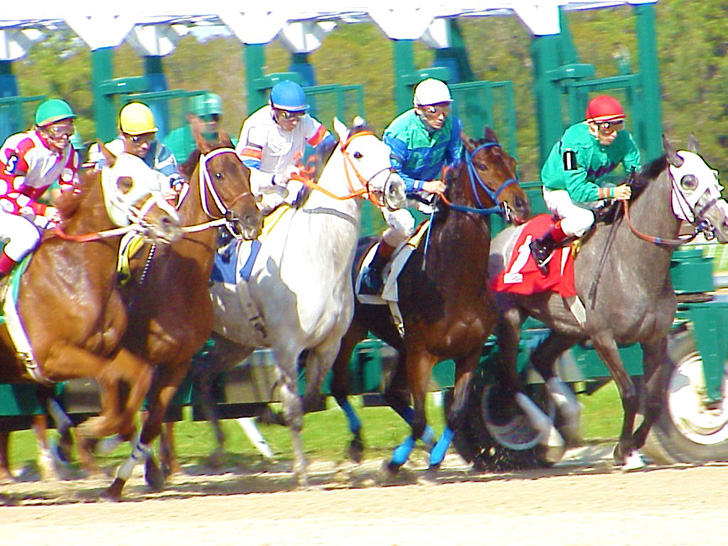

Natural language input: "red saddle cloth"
[491,214,577,297]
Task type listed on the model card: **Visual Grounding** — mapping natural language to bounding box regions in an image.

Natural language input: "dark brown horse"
[330,128,530,481]
[0,147,181,446]
[103,131,262,500]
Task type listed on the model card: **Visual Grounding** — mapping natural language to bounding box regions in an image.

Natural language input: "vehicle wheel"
[645,330,728,464]
[445,379,557,470]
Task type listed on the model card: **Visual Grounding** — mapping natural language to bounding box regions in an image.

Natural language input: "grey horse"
[489,135,728,469]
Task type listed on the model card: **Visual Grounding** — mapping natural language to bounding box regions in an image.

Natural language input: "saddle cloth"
[491,213,577,298]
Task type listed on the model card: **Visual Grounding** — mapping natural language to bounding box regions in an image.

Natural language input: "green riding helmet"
[191,93,223,118]
[35,99,76,127]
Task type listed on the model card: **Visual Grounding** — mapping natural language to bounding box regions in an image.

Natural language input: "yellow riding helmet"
[119,102,158,135]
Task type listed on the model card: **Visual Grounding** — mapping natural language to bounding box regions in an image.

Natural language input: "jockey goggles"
[44,121,75,139]
[125,133,156,145]
[274,108,306,121]
[421,104,451,118]
[595,120,624,135]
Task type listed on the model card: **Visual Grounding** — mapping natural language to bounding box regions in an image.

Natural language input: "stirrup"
[359,268,383,295]
[530,243,552,275]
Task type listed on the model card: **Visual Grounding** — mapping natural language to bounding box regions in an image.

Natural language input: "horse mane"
[180,149,202,179]
[630,155,668,201]
[55,167,97,220]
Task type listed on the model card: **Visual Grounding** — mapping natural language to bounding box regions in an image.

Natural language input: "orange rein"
[289,130,386,208]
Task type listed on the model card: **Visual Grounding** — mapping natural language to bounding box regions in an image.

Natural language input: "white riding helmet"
[413,79,453,107]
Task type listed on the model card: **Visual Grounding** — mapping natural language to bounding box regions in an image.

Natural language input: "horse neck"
[173,167,218,268]
[303,145,361,218]
[428,167,492,279]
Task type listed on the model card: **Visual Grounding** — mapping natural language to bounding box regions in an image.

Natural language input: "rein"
[291,131,393,207]
[439,141,519,215]
[180,147,254,235]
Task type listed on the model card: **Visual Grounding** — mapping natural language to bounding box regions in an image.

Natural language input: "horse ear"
[218,129,234,148]
[99,141,116,168]
[333,117,349,142]
[663,134,684,168]
[353,115,366,127]
[687,134,700,153]
[484,126,499,143]
[193,125,212,154]
[460,131,476,152]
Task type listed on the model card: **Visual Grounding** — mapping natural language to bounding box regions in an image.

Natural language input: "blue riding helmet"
[269,80,309,112]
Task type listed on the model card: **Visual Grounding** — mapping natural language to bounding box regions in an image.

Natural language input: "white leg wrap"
[621,450,646,471]
[116,440,151,482]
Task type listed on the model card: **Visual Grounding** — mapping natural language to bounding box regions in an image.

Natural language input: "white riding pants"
[0,211,42,261]
[381,207,415,247]
[542,188,595,238]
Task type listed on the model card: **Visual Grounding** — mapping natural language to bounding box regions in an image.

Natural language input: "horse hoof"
[145,458,166,491]
[348,438,364,464]
[102,479,125,502]
[621,450,646,472]
[378,460,401,482]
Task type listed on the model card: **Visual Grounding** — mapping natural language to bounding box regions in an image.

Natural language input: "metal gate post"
[244,44,268,115]
[142,55,170,138]
[91,47,116,142]
[633,2,663,162]
[530,34,565,168]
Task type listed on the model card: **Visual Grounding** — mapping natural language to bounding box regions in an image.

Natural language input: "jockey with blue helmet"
[530,94,641,274]
[0,98,80,278]
[236,80,336,213]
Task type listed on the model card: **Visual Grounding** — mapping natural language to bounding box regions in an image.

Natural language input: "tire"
[645,330,728,464]
[445,379,557,471]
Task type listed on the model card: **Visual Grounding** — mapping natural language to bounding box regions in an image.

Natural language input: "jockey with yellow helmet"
[236,80,336,214]
[0,98,79,277]
[360,78,463,295]
[530,94,641,273]
[89,102,181,200]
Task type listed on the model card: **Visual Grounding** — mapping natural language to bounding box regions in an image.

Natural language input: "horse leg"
[529,331,583,447]
[106,361,190,501]
[496,309,567,462]
[424,352,480,481]
[383,352,436,451]
[590,331,643,470]
[0,426,11,481]
[330,322,367,462]
[385,350,436,477]
[632,338,670,450]
[275,359,308,487]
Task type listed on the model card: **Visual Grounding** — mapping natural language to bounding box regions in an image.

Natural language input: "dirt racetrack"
[2,445,727,546]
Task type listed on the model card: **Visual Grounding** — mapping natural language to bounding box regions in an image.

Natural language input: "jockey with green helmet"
[163,92,225,165]
[360,78,463,295]
[530,94,641,273]
[236,80,336,214]
[0,98,79,277]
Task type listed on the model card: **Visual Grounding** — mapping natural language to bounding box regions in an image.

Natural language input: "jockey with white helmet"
[360,78,463,295]
[530,94,641,274]
[236,80,336,214]
[0,98,79,278]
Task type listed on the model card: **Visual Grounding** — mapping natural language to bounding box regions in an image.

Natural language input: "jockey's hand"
[422,179,446,195]
[273,164,301,185]
[45,206,61,223]
[614,184,632,201]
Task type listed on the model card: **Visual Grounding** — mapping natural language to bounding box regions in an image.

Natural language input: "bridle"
[179,147,257,238]
[439,141,519,216]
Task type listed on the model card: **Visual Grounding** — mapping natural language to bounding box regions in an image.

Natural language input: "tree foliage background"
[11,0,728,183]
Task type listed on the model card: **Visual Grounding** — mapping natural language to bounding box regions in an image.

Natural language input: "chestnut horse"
[330,128,530,481]
[101,131,262,500]
[0,148,181,445]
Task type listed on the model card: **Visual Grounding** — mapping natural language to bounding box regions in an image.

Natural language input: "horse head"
[330,117,406,211]
[98,144,182,243]
[191,129,263,240]
[459,127,530,224]
[663,134,728,243]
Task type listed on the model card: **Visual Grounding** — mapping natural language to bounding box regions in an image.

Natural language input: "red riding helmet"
[585,95,626,123]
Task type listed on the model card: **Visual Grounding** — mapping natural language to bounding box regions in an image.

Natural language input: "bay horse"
[0,147,182,444]
[198,119,406,486]
[88,131,263,500]
[489,135,728,469]
[329,128,530,481]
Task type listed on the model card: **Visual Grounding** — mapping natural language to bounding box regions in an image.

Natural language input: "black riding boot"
[360,244,392,295]
[530,231,558,275]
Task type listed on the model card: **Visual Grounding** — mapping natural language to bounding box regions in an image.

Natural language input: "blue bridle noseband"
[447,141,519,216]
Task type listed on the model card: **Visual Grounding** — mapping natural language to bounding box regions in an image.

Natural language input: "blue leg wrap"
[391,436,416,466]
[429,426,454,467]
[337,398,361,434]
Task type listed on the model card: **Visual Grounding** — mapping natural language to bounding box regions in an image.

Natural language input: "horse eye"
[353,151,363,159]
[215,171,223,180]
[117,176,133,194]
[476,162,487,170]
[681,174,698,191]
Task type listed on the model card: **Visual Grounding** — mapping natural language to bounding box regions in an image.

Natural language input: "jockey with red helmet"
[530,94,641,273]
[0,99,80,278]
[235,80,336,214]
